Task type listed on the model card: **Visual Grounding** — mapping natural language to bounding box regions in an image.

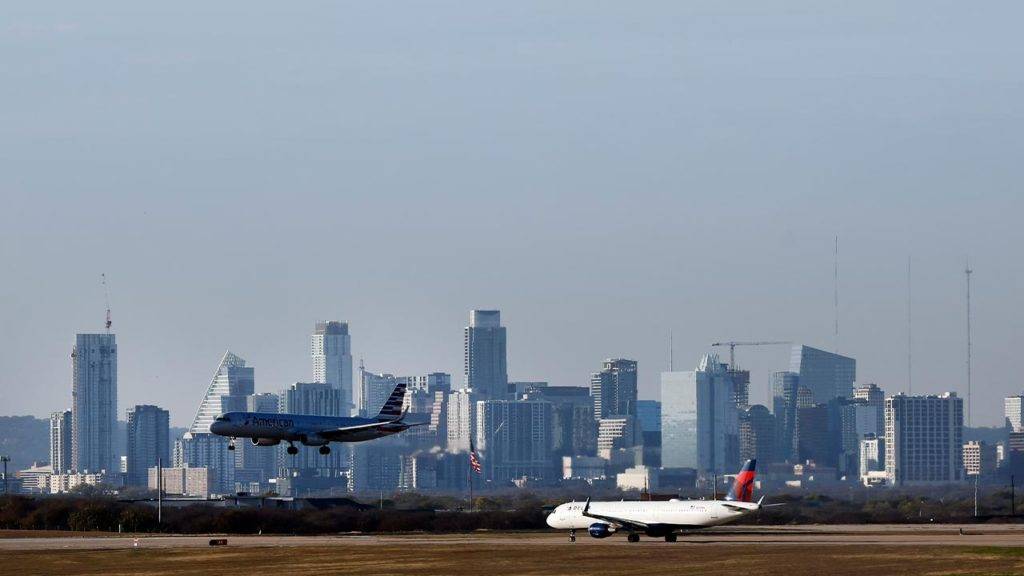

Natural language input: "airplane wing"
[582,497,649,531]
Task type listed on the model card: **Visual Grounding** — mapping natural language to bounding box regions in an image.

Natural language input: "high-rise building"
[445,389,476,453]
[597,416,637,459]
[837,399,879,475]
[464,310,508,399]
[311,321,354,416]
[347,439,404,494]
[885,393,964,486]
[236,393,280,487]
[728,369,751,408]
[180,351,254,494]
[963,440,997,481]
[771,371,802,463]
[359,370,409,417]
[854,383,885,434]
[524,386,595,456]
[796,404,835,468]
[1005,395,1024,432]
[789,345,856,404]
[476,400,554,481]
[591,359,638,419]
[189,351,254,434]
[409,373,452,396]
[126,405,170,487]
[278,383,347,491]
[72,333,118,473]
[859,434,884,477]
[739,404,775,464]
[50,410,73,474]
[636,400,662,447]
[660,355,739,477]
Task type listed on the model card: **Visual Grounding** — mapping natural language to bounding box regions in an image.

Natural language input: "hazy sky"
[2,2,1022,426]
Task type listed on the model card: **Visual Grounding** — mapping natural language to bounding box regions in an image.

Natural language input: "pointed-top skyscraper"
[189,351,254,434]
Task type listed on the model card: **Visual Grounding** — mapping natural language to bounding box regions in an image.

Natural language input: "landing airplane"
[210,382,425,455]
[546,459,763,543]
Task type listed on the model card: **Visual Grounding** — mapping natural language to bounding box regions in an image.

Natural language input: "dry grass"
[4,543,1024,576]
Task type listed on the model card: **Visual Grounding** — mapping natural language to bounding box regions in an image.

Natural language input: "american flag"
[469,441,482,474]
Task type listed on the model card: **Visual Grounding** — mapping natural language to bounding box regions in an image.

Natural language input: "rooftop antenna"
[907,256,912,395]
[833,236,839,353]
[669,329,674,371]
[101,273,112,332]
[965,260,973,427]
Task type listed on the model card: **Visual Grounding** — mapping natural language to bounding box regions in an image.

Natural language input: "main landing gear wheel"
[664,534,677,543]
[319,445,331,455]
[286,444,299,455]
[227,439,236,451]
[627,533,640,543]
[569,529,576,543]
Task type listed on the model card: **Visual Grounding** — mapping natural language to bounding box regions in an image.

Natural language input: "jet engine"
[588,523,615,539]
[251,438,281,447]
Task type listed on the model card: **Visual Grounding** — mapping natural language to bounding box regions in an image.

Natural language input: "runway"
[3,524,1024,550]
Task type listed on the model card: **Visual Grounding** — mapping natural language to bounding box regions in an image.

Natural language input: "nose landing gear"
[627,533,640,543]
[227,438,236,451]
[286,442,299,455]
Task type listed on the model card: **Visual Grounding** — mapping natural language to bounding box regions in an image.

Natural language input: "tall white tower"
[312,321,354,416]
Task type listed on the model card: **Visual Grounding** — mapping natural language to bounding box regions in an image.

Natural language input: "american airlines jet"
[210,382,424,455]
[547,459,763,542]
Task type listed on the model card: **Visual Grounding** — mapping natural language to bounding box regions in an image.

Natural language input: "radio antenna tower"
[907,256,912,394]
[833,236,839,353]
[101,273,112,332]
[965,260,973,427]
[669,329,674,371]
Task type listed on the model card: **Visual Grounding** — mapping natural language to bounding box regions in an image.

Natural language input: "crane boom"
[710,340,791,369]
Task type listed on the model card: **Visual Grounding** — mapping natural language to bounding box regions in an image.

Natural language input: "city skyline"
[3,2,1023,427]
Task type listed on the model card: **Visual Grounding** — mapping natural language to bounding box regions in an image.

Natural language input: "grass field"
[4,539,1024,576]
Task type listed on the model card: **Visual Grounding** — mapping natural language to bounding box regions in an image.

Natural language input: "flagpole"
[468,452,474,511]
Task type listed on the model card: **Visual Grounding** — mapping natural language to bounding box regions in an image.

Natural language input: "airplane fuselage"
[547,499,756,531]
[210,412,409,445]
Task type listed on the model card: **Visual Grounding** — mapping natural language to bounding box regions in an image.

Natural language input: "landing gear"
[664,534,677,543]
[627,533,640,543]
[227,439,236,451]
[318,445,331,455]
[286,443,299,455]
[569,529,576,543]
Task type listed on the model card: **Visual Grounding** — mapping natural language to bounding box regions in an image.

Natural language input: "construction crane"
[102,273,112,332]
[710,341,791,370]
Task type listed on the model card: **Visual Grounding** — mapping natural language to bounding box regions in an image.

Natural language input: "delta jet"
[546,459,763,542]
[210,382,424,455]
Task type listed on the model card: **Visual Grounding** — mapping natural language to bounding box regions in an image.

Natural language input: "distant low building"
[14,463,52,494]
[49,470,117,493]
[963,440,997,482]
[563,455,606,481]
[617,465,658,491]
[149,466,213,498]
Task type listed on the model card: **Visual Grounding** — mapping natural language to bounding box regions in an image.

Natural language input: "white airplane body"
[547,459,761,542]
[210,381,425,455]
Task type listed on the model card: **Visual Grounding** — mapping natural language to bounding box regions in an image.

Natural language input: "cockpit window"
[215,415,229,422]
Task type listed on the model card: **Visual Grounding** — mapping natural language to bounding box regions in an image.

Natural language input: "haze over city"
[2,1,1022,427]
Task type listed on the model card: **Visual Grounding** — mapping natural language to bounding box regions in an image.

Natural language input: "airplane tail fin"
[376,381,407,420]
[725,459,756,502]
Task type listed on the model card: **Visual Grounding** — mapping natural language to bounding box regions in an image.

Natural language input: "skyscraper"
[885,393,963,486]
[180,351,255,494]
[1005,395,1024,432]
[126,405,170,487]
[476,399,554,481]
[445,389,476,453]
[660,354,738,476]
[72,333,118,473]
[189,351,254,434]
[278,383,347,493]
[854,383,885,435]
[771,371,802,463]
[464,310,508,399]
[789,345,856,404]
[50,410,73,474]
[739,404,775,465]
[359,370,409,417]
[311,321,354,416]
[590,359,638,419]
